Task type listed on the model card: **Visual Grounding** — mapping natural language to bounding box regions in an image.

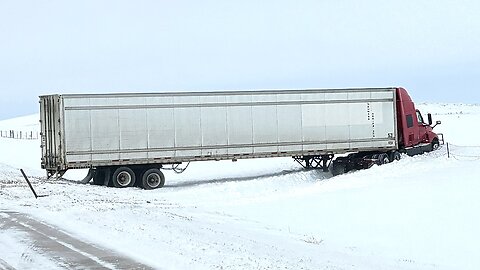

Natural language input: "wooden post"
[446,143,450,158]
[20,169,39,199]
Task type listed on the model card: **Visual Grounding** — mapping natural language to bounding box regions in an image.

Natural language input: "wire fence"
[0,130,39,140]
[445,143,480,161]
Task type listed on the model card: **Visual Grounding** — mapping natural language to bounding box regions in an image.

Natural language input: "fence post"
[446,143,450,158]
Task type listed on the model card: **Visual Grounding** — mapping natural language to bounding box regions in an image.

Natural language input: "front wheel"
[112,167,136,188]
[141,168,165,190]
[431,139,440,151]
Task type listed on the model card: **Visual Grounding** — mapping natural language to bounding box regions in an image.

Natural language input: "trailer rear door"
[40,95,64,174]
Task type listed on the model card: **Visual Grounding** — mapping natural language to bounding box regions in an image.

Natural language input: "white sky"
[1,0,479,120]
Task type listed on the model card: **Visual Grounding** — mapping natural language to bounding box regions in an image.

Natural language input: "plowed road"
[0,211,153,269]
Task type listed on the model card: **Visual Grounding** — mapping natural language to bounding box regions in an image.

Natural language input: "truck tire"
[376,153,390,165]
[391,151,401,161]
[112,167,136,188]
[431,139,440,151]
[141,168,165,190]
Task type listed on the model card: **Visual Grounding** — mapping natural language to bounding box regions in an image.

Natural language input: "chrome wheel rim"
[117,171,132,186]
[146,173,161,188]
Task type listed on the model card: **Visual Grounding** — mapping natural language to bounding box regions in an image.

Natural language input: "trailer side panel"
[41,88,397,170]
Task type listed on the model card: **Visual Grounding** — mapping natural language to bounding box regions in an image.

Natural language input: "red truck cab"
[331,87,443,176]
[396,87,442,155]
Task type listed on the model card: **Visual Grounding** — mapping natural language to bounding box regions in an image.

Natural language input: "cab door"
[404,113,417,147]
[415,110,430,144]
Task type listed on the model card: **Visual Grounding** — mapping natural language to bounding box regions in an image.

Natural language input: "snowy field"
[1,103,479,269]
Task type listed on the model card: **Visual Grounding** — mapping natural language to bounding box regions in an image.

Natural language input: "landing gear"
[293,155,334,172]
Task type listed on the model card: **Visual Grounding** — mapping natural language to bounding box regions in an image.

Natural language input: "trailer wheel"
[376,153,390,165]
[112,167,136,188]
[141,168,165,190]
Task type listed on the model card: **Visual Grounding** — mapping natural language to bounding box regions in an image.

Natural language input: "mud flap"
[80,168,95,184]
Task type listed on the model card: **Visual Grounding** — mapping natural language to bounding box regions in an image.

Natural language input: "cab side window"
[406,114,414,128]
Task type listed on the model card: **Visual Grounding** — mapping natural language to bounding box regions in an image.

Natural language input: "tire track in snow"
[0,211,153,270]
[0,258,15,270]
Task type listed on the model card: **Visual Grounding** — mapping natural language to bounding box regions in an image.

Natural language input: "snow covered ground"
[1,103,479,269]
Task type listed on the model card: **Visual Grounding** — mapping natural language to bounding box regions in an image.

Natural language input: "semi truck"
[40,87,442,189]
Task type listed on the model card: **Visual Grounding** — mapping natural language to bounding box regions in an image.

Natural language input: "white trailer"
[40,88,397,189]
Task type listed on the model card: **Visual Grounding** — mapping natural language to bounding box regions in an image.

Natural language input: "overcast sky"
[1,0,479,120]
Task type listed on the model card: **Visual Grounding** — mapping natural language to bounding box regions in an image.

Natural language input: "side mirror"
[432,120,441,129]
[427,113,433,126]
